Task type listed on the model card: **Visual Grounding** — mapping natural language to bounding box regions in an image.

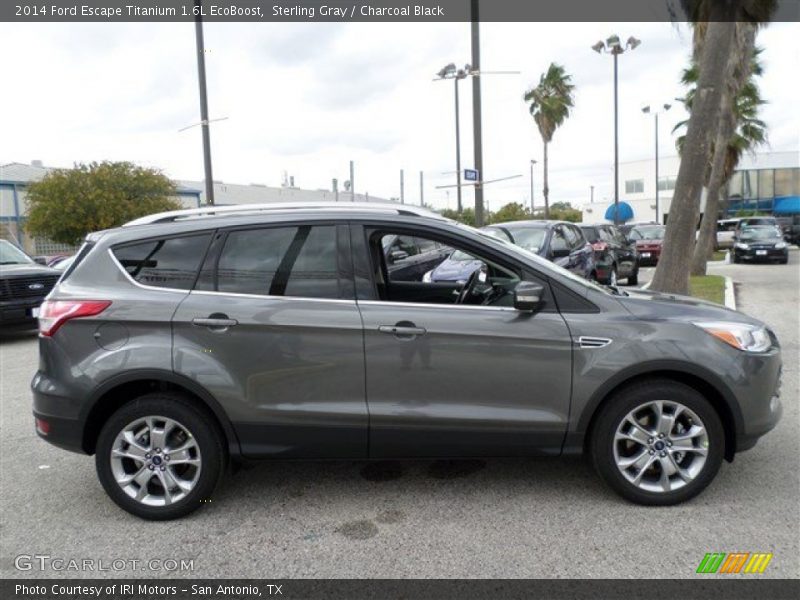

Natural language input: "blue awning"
[773,196,800,215]
[604,201,634,222]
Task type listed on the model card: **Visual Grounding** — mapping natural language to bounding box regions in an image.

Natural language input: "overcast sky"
[1,21,797,210]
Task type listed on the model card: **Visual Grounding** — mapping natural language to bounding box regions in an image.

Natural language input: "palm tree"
[523,63,575,219]
[674,38,768,275]
[650,0,775,294]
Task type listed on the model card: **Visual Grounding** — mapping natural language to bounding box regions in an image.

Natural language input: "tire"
[627,268,639,286]
[779,258,788,265]
[590,379,724,506]
[605,264,618,286]
[733,254,740,264]
[95,392,226,520]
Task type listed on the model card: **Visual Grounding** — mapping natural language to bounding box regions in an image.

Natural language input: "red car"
[628,224,665,265]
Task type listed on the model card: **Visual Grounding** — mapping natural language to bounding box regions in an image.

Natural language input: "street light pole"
[642,103,671,224]
[592,34,641,227]
[530,159,537,213]
[194,0,215,205]
[471,0,485,226]
[454,77,463,212]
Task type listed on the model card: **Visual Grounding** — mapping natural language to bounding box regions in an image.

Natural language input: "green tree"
[440,207,477,226]
[490,202,531,224]
[25,162,180,245]
[680,43,767,275]
[523,63,575,220]
[650,0,775,294]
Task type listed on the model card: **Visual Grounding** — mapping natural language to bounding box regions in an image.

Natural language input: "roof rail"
[123,201,446,227]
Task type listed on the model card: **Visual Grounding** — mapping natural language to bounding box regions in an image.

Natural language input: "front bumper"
[734,349,783,453]
[636,248,661,265]
[734,247,788,262]
[0,296,44,327]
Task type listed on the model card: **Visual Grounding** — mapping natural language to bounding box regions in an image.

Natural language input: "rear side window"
[113,234,212,290]
[214,225,342,299]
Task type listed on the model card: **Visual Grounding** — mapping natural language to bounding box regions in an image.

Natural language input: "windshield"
[455,222,613,295]
[580,227,600,242]
[449,249,479,261]
[632,225,665,240]
[740,227,782,240]
[501,227,548,253]
[0,239,34,265]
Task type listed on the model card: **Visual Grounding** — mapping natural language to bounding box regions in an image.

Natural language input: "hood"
[616,288,760,326]
[431,258,483,282]
[0,263,60,277]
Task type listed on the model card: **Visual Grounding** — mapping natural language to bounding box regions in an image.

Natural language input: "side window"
[551,228,568,252]
[112,233,212,290]
[567,226,584,248]
[215,225,342,299]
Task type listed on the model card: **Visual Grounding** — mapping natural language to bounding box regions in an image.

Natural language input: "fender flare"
[82,369,241,457]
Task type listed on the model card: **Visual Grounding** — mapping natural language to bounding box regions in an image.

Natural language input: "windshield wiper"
[605,284,629,296]
[0,261,24,265]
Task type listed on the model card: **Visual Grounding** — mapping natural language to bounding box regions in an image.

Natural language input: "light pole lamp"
[530,159,537,214]
[592,34,641,226]
[642,103,672,224]
[435,62,471,213]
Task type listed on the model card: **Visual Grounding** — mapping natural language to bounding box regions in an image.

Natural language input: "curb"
[724,276,737,310]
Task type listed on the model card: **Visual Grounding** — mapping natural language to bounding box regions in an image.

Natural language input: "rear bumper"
[31,370,88,454]
[636,249,661,265]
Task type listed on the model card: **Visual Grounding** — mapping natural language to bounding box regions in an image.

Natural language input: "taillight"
[591,242,608,252]
[38,300,111,337]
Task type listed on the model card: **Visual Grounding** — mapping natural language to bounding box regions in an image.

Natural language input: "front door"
[354,224,573,458]
[172,224,368,459]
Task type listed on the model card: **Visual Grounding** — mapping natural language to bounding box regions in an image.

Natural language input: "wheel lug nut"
[649,450,655,455]
[148,465,154,470]
[164,455,170,461]
[660,451,667,457]
[154,447,161,453]
[648,438,653,444]
[160,466,166,471]
[658,433,664,439]
[145,453,151,459]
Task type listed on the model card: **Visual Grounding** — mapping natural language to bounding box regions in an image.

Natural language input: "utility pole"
[332,178,338,202]
[194,0,215,205]
[400,169,405,204]
[420,171,424,206]
[590,185,595,204]
[349,160,355,201]
[471,0,485,226]
[529,159,537,213]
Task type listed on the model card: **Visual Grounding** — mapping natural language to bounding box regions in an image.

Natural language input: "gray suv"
[31,203,783,520]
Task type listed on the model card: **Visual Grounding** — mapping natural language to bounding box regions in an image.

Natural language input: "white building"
[580,150,800,225]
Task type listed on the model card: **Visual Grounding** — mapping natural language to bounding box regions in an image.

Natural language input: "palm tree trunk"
[690,22,757,277]
[542,141,550,219]
[649,10,738,295]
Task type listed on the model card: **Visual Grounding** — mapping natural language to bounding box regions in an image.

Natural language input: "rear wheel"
[627,268,639,286]
[95,393,226,520]
[590,380,724,505]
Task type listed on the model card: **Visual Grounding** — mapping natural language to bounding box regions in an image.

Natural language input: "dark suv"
[32,203,782,520]
[579,224,639,286]
[0,239,61,330]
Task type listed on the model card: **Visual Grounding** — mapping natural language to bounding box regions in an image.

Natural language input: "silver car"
[31,203,782,519]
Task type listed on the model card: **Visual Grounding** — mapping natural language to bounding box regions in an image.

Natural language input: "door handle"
[192,316,238,330]
[379,324,426,337]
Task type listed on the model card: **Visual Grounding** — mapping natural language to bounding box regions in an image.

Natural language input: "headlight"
[775,242,787,249]
[694,321,771,352]
[422,270,432,283]
[735,242,749,250]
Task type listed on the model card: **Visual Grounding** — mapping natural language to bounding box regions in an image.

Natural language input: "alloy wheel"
[109,416,202,506]
[613,400,709,493]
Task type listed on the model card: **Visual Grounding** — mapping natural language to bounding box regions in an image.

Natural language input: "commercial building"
[580,150,800,225]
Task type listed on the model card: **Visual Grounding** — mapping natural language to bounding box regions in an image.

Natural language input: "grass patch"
[689,275,726,305]
[712,250,727,261]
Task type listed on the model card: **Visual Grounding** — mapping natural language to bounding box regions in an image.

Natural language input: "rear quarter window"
[112,233,212,290]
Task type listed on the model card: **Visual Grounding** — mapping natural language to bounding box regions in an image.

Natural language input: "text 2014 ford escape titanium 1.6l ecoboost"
[31,204,782,520]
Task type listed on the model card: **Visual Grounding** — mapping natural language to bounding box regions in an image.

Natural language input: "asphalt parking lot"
[1,250,798,579]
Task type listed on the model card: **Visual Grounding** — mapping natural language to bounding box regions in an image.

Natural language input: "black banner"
[3,579,800,600]
[3,0,800,23]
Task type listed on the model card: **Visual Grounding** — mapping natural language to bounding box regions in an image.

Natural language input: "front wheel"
[590,380,724,505]
[627,268,639,286]
[95,393,226,520]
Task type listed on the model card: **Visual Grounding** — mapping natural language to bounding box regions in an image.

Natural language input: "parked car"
[775,215,800,246]
[382,234,450,282]
[0,239,61,330]
[580,224,639,285]
[619,221,657,236]
[628,224,666,266]
[483,220,595,279]
[733,226,789,264]
[32,203,782,519]
[423,248,482,283]
[715,218,741,250]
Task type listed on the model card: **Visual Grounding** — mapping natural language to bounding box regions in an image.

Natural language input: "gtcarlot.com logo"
[14,554,194,572]
[697,552,773,574]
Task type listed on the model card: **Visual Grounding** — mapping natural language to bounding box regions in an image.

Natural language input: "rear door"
[171,222,368,458]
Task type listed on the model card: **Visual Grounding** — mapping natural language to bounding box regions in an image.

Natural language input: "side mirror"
[514,281,544,312]
[388,250,409,264]
[33,256,47,265]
